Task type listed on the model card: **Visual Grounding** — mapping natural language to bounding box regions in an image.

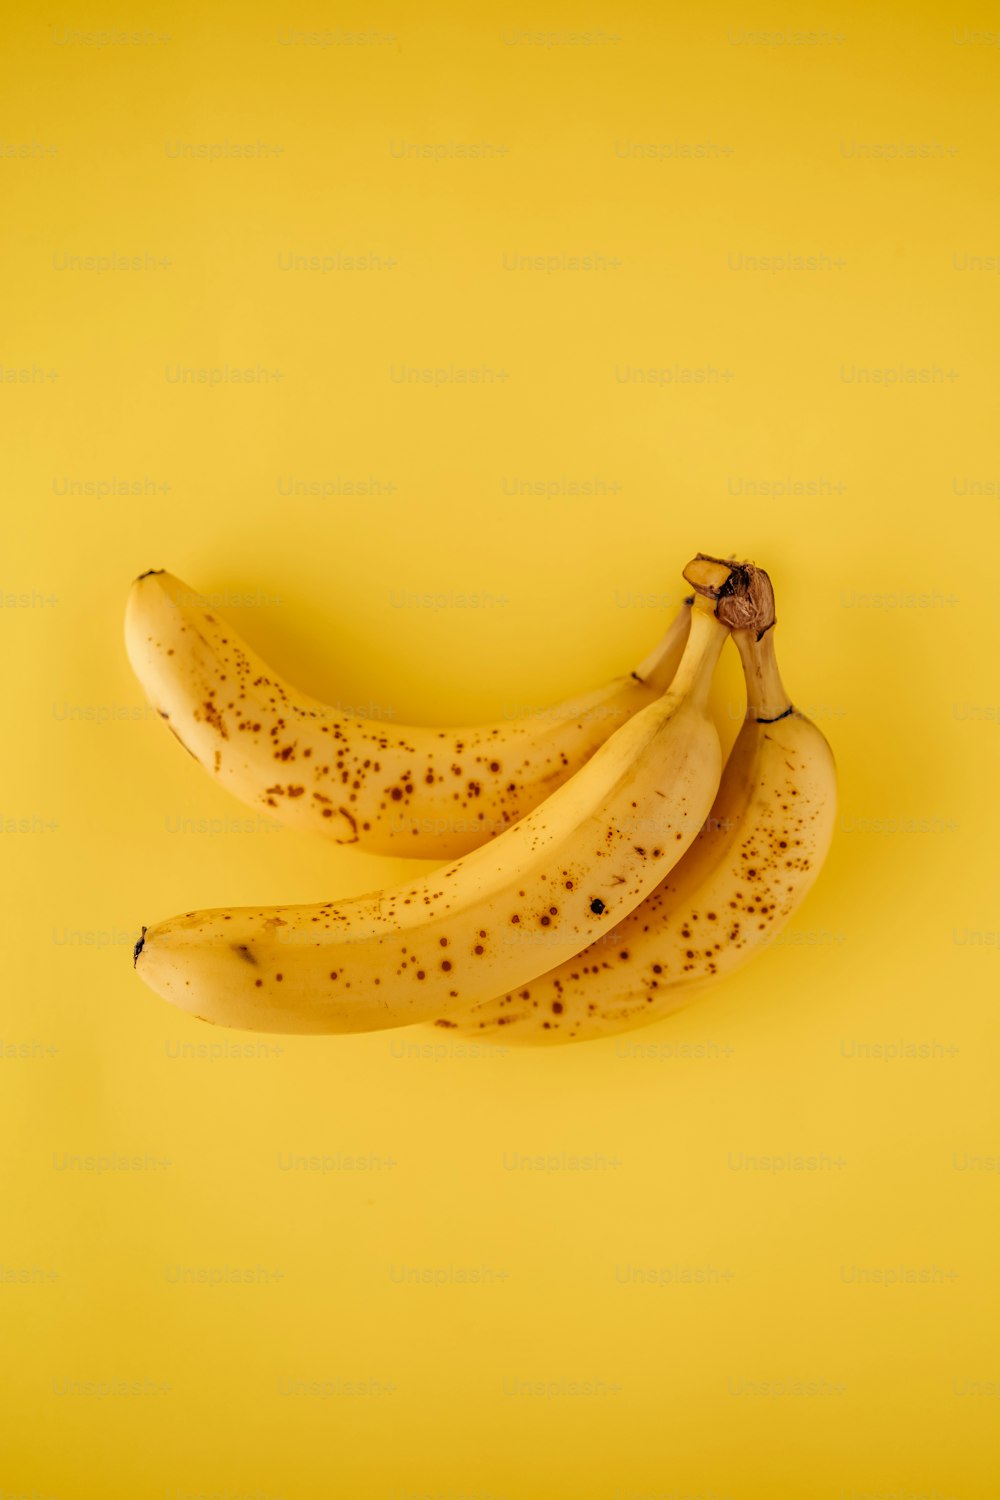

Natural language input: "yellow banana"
[434,561,837,1044]
[132,566,736,1035]
[124,569,692,859]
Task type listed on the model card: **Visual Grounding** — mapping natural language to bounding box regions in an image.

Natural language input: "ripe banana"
[125,569,693,860]
[133,569,736,1034]
[433,561,837,1044]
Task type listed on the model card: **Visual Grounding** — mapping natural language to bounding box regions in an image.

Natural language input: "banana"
[132,565,737,1035]
[433,560,837,1044]
[125,569,693,860]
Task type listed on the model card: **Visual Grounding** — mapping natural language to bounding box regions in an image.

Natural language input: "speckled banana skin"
[133,602,729,1034]
[125,570,692,860]
[435,583,837,1045]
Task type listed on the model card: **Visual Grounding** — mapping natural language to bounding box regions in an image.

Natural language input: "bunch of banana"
[129,554,837,1042]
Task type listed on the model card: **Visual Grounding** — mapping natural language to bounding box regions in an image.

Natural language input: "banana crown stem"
[683,553,776,639]
[680,553,787,717]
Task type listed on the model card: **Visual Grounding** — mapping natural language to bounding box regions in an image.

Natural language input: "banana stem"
[632,597,693,692]
[669,598,730,708]
[682,553,788,720]
[686,553,776,640]
[735,627,793,723]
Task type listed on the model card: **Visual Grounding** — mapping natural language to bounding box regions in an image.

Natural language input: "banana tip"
[133,927,147,967]
[134,568,165,583]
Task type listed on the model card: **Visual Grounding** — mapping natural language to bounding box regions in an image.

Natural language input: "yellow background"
[2,2,998,1495]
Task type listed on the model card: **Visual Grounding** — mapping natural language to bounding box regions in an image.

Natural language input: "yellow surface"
[2,2,998,1496]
